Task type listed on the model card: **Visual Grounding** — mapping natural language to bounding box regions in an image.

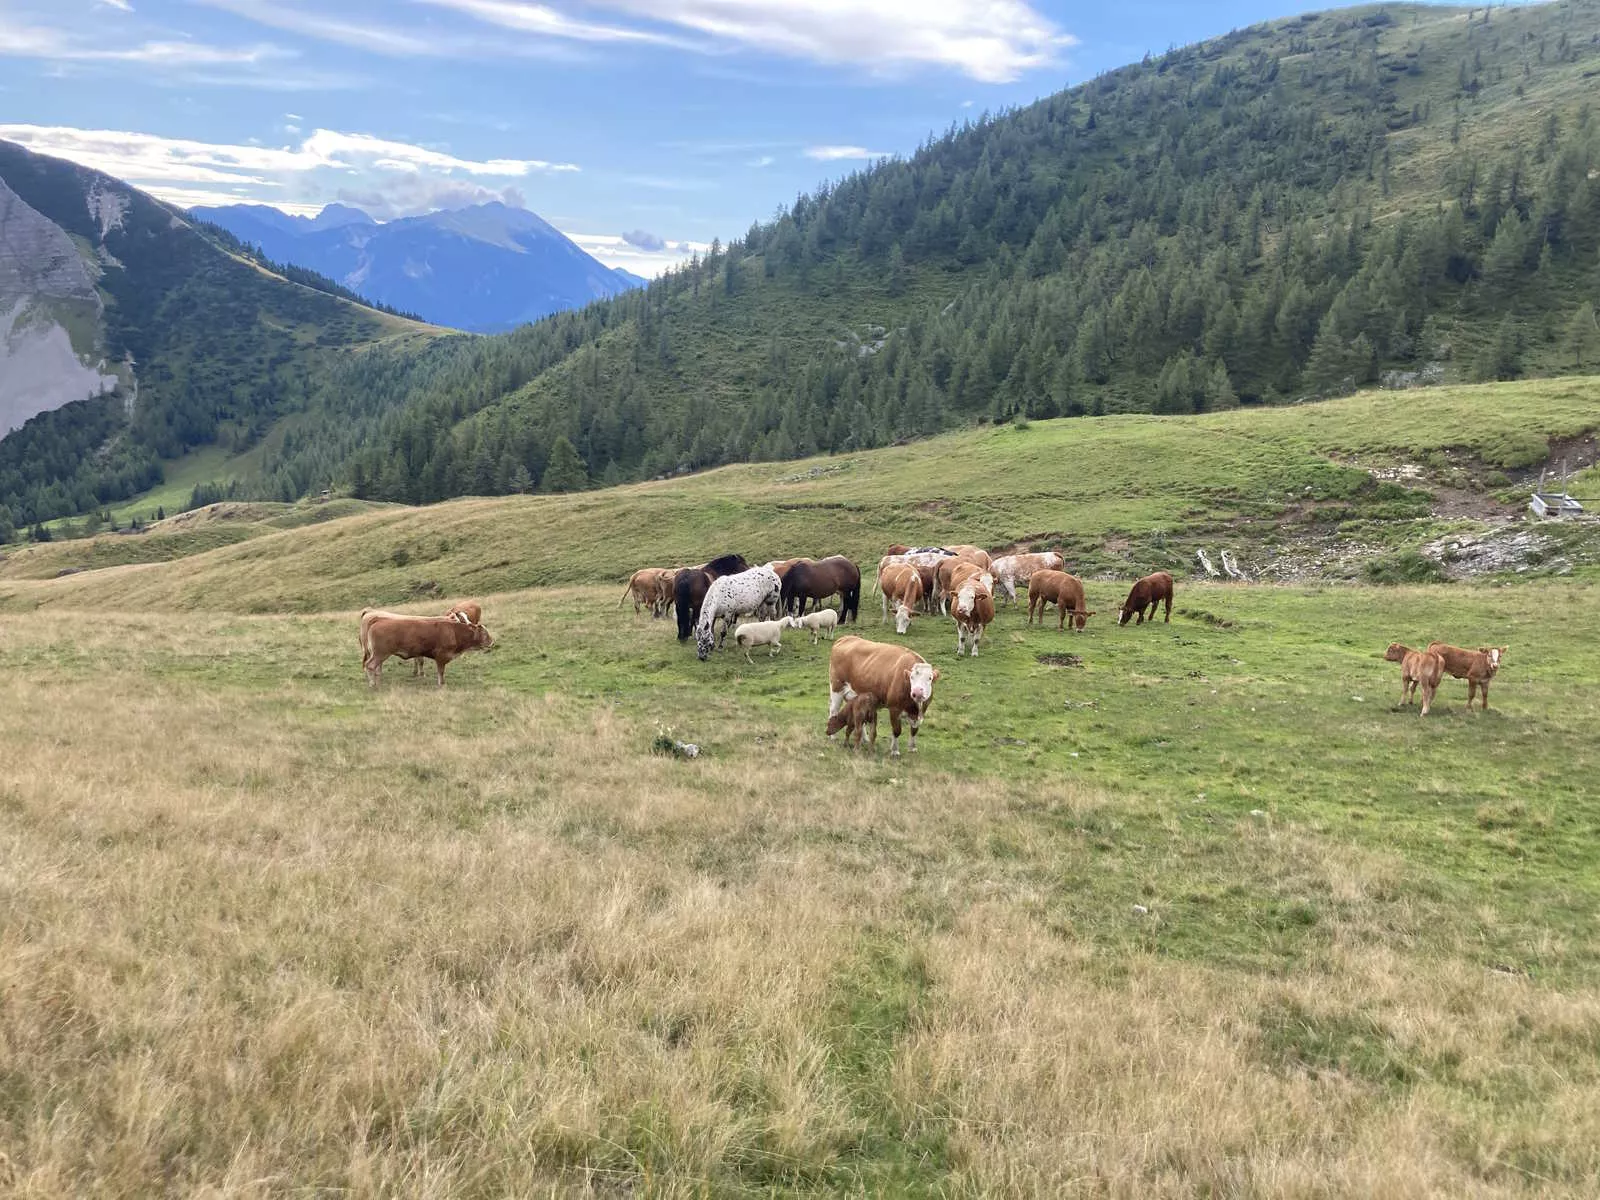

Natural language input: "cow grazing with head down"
[1119,572,1174,626]
[828,636,939,756]
[1427,643,1506,712]
[361,613,494,688]
[878,563,924,634]
[1027,570,1094,631]
[674,554,750,641]
[781,556,862,623]
[1385,643,1445,716]
[695,564,783,660]
[950,568,995,657]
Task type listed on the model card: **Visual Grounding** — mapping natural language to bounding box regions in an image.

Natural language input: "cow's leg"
[365,653,382,689]
[1420,681,1434,717]
[1059,604,1066,632]
[435,657,447,687]
[829,687,847,718]
[889,709,904,757]
[1164,596,1172,623]
[1479,680,1489,711]
[908,711,921,752]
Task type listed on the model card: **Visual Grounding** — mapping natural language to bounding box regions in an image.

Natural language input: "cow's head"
[1485,645,1506,671]
[1073,609,1097,631]
[1118,603,1136,626]
[893,600,915,635]
[1384,642,1406,663]
[907,662,938,706]
[471,622,495,651]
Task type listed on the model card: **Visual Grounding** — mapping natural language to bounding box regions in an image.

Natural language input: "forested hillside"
[9,0,1600,524]
[287,0,1600,503]
[0,142,433,530]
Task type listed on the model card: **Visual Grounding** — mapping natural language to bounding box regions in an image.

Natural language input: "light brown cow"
[879,563,924,634]
[362,614,495,688]
[359,602,484,676]
[1385,643,1446,716]
[1027,570,1095,631]
[824,688,880,750]
[951,570,995,657]
[1426,643,1506,712]
[619,568,677,617]
[828,636,939,757]
[948,545,992,570]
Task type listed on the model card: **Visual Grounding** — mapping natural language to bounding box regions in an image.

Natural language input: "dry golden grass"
[3,595,1598,1196]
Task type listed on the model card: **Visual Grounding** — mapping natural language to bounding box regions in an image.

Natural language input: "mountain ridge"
[192,200,645,332]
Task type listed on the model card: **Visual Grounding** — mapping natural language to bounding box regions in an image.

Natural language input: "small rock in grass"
[1131,904,1149,916]
[1250,809,1267,818]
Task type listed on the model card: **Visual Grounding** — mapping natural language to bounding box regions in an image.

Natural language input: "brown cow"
[1385,643,1445,716]
[359,603,483,676]
[948,544,992,570]
[950,569,995,657]
[879,563,924,634]
[363,614,495,688]
[1118,571,1174,626]
[824,688,880,750]
[1027,570,1095,631]
[828,636,940,757]
[1427,643,1506,712]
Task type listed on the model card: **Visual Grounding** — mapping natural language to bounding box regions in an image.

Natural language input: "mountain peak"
[307,203,374,231]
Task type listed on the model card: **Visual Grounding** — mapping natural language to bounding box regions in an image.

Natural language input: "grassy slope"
[3,376,1595,612]
[3,575,1598,1194]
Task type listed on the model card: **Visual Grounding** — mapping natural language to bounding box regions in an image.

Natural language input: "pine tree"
[509,463,534,494]
[1566,302,1599,367]
[541,436,588,493]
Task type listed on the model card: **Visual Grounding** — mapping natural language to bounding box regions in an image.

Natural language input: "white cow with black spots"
[695,564,783,660]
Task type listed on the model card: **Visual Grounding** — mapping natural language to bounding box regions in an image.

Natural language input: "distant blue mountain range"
[190,201,647,333]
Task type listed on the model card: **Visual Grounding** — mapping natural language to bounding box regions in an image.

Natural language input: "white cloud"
[201,0,1069,81]
[749,155,775,168]
[284,123,302,134]
[416,0,697,49]
[96,0,134,10]
[563,231,708,278]
[0,124,580,217]
[593,0,1073,83]
[804,145,892,162]
[0,15,286,66]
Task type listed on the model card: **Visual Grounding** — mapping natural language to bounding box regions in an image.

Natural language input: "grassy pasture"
[3,576,1599,1196]
[3,377,1596,614]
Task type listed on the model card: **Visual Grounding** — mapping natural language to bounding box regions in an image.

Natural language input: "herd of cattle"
[355,545,1507,751]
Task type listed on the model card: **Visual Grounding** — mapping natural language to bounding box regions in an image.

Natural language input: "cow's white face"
[1487,647,1503,669]
[908,663,937,705]
[894,601,914,635]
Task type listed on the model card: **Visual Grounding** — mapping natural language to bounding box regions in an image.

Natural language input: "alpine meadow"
[4,0,1600,1197]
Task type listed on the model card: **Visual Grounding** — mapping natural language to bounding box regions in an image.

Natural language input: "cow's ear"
[932,668,942,681]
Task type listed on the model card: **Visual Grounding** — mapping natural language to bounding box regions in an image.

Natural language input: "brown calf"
[1427,643,1506,712]
[1119,572,1174,626]
[1385,643,1445,716]
[824,689,880,750]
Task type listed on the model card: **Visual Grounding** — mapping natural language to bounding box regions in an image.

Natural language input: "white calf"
[794,608,838,643]
[733,617,791,663]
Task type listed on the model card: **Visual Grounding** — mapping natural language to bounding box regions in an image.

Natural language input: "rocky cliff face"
[0,174,119,438]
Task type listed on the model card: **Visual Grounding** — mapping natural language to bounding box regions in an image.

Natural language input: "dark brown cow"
[1426,643,1506,712]
[1118,571,1174,626]
[1027,570,1095,631]
[1385,643,1445,716]
[362,614,495,688]
[824,689,880,750]
[827,636,940,757]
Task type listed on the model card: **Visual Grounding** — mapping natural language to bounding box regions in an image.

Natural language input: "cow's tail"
[618,579,633,608]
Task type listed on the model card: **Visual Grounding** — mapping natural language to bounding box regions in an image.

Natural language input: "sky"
[0,0,1477,276]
